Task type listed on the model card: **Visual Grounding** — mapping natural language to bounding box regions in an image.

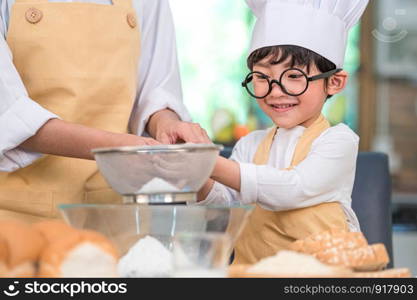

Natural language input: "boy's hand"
[211,156,241,191]
[147,109,211,144]
[197,179,215,202]
[197,157,241,202]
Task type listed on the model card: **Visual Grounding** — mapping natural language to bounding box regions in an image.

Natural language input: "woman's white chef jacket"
[0,0,191,172]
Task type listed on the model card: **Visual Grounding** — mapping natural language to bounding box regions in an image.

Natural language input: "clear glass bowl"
[59,203,252,256]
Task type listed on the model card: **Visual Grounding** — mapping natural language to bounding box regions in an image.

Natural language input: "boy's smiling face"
[253,56,330,129]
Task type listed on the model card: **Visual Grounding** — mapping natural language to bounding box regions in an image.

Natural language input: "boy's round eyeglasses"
[241,68,343,98]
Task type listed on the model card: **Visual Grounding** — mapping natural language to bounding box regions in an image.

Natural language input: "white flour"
[117,236,173,277]
[248,250,341,276]
[138,178,180,194]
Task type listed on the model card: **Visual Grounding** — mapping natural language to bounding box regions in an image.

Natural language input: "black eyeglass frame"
[241,68,343,98]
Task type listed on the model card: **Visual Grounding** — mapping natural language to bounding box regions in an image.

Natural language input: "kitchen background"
[168,0,417,274]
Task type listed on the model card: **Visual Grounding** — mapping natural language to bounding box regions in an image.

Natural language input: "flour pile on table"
[248,250,347,276]
[137,178,180,194]
[117,236,173,277]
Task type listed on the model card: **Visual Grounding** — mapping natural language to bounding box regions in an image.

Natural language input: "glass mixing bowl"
[59,203,252,256]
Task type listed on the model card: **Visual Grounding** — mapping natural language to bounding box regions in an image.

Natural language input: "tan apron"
[233,114,348,264]
[0,0,140,223]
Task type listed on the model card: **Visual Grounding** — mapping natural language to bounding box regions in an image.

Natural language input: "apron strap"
[253,114,330,166]
[289,114,330,168]
[112,0,132,8]
[252,126,277,165]
[14,0,132,6]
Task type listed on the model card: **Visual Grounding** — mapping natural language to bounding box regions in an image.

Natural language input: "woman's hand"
[114,133,160,147]
[147,109,211,144]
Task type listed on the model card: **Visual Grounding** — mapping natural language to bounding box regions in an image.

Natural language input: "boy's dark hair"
[247,45,337,98]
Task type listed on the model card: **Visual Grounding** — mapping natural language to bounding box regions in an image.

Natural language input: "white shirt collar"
[276,125,306,137]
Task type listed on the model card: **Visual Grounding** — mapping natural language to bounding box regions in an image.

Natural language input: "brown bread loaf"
[315,243,389,271]
[38,229,119,278]
[33,220,78,243]
[290,229,390,271]
[290,228,367,254]
[0,220,45,277]
[229,230,410,278]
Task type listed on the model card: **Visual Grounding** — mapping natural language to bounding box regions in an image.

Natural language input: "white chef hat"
[246,0,369,68]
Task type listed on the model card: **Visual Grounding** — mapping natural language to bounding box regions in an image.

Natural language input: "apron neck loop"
[252,114,330,166]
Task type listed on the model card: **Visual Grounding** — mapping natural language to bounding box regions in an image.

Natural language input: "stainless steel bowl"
[59,203,252,256]
[92,143,223,204]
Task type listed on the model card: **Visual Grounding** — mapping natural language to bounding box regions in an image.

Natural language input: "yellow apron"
[233,115,348,264]
[0,0,140,222]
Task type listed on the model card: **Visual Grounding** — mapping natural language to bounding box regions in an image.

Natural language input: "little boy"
[197,0,369,264]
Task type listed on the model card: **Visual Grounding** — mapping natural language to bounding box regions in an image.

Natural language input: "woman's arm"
[0,16,61,171]
[20,118,159,160]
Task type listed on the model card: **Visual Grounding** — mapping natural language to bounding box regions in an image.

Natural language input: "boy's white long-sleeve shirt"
[0,0,191,172]
[201,123,361,232]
